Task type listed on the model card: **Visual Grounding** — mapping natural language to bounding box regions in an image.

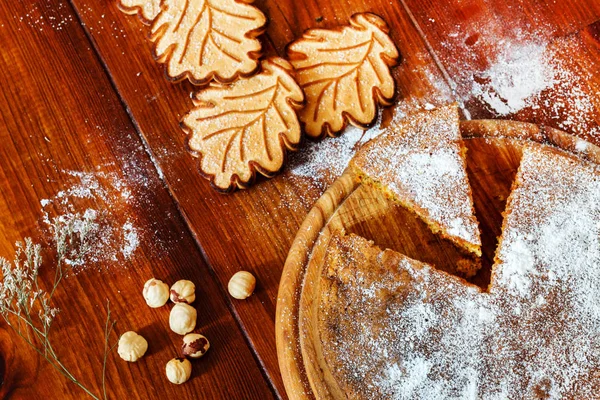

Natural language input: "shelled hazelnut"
[142,278,169,308]
[117,331,148,362]
[228,271,256,300]
[165,358,192,384]
[169,303,197,335]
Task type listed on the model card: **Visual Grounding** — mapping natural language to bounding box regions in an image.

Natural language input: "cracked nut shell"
[182,333,210,358]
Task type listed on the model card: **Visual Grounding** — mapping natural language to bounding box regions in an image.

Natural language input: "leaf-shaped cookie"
[181,58,305,191]
[118,0,162,24]
[150,0,267,85]
[287,13,400,139]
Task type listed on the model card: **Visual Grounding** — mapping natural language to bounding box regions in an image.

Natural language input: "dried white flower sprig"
[0,213,117,399]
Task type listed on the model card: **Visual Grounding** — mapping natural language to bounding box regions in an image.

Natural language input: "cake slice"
[350,104,481,257]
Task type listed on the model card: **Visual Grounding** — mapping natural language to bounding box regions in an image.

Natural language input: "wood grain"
[0,1,273,398]
[278,120,600,399]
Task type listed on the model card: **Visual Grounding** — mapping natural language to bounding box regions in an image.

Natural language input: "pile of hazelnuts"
[116,271,256,384]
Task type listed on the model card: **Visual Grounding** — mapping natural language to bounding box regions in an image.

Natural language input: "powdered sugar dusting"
[121,221,139,259]
[494,234,537,296]
[470,41,554,115]
[471,39,600,138]
[320,146,600,398]
[287,111,391,190]
[39,169,143,271]
[438,25,600,138]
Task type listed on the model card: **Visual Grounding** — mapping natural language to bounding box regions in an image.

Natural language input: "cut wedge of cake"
[318,145,600,399]
[317,233,479,400]
[350,104,481,257]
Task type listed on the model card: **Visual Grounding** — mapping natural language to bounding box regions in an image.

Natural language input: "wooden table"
[0,0,598,398]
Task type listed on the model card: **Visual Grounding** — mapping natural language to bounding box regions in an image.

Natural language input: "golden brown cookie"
[287,13,399,139]
[118,0,162,24]
[181,57,305,191]
[150,0,267,85]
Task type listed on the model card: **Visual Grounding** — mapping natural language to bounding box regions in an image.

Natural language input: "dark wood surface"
[0,0,598,399]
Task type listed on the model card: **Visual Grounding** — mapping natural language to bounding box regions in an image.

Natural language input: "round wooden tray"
[275,119,600,399]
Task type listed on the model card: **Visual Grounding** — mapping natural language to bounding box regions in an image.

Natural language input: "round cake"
[316,121,600,398]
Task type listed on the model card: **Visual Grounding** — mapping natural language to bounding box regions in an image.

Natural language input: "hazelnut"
[117,331,148,362]
[169,303,197,335]
[143,278,169,308]
[182,333,210,358]
[170,280,196,304]
[165,357,192,384]
[228,271,256,300]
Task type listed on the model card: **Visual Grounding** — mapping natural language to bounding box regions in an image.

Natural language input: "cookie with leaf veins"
[181,57,305,192]
[287,13,400,139]
[118,0,267,85]
[150,0,267,85]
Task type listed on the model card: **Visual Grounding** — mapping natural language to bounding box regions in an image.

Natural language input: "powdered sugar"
[39,168,143,271]
[436,24,600,139]
[494,234,537,296]
[471,41,554,115]
[287,111,390,189]
[121,221,139,259]
[379,358,433,398]
[473,40,600,138]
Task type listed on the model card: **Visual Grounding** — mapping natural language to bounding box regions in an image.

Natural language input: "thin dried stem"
[0,212,116,399]
[102,301,117,400]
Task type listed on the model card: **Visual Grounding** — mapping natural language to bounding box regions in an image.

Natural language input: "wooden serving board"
[275,119,600,399]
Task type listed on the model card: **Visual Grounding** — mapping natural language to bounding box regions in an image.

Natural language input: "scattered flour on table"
[39,168,143,271]
[470,42,554,115]
[121,221,139,259]
[12,2,128,40]
[438,25,600,138]
[288,110,406,190]
[471,40,599,138]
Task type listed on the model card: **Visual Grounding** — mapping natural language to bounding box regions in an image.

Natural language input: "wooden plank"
[68,0,453,396]
[399,0,600,142]
[0,1,274,398]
